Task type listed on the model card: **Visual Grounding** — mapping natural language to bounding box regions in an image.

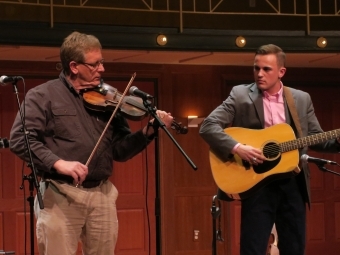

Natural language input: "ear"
[278,67,286,79]
[69,61,79,75]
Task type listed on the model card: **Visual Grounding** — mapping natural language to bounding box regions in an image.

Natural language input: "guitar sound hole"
[253,142,281,174]
[263,142,280,160]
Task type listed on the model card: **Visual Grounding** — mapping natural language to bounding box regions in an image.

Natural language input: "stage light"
[156,35,167,46]
[317,37,327,48]
[235,36,246,48]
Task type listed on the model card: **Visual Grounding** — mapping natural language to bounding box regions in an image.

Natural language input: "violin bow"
[85,72,136,166]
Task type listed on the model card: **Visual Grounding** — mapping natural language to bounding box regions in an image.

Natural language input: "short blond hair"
[255,44,286,67]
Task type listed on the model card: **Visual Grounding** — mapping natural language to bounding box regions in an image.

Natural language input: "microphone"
[301,154,337,165]
[129,86,154,100]
[0,75,22,85]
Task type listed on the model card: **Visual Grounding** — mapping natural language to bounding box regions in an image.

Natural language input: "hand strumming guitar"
[234,144,266,165]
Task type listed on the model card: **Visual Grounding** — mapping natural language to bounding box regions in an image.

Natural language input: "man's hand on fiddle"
[53,159,88,185]
[156,110,173,128]
[143,110,173,136]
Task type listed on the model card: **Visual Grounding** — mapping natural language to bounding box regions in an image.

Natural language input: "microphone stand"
[12,79,44,255]
[142,98,197,255]
[143,99,197,170]
[211,195,219,255]
[316,162,340,176]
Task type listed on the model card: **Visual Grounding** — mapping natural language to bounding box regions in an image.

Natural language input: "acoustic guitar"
[209,123,340,200]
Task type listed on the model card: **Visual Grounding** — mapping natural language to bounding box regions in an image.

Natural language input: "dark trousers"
[240,177,306,255]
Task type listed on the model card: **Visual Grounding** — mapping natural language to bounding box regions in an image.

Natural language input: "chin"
[91,80,101,86]
[256,83,267,90]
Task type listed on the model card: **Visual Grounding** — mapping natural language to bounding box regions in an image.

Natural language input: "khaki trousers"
[34,179,119,255]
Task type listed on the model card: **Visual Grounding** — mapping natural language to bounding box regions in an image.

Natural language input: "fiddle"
[82,80,188,134]
[83,82,147,121]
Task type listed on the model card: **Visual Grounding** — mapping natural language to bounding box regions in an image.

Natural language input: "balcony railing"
[0,0,339,33]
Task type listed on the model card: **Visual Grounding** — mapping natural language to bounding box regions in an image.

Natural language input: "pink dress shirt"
[232,83,285,153]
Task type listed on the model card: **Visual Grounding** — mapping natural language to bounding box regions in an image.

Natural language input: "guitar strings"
[259,129,340,159]
[262,144,281,158]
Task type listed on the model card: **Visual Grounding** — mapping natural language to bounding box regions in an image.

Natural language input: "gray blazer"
[200,83,340,204]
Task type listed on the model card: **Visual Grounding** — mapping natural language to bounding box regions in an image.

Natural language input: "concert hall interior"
[0,1,340,255]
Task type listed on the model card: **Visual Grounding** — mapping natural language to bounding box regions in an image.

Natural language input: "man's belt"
[43,174,105,189]
[77,179,104,188]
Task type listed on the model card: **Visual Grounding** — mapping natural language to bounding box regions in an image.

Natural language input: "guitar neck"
[281,129,340,152]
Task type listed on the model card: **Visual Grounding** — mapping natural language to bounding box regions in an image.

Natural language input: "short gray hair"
[60,31,102,75]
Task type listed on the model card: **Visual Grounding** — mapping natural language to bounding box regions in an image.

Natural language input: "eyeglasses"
[79,59,104,70]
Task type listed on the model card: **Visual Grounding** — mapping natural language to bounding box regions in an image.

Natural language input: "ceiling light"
[317,37,327,48]
[156,35,167,46]
[235,36,246,48]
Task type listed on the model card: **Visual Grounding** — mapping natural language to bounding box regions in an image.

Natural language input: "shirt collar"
[59,71,79,95]
[263,82,284,103]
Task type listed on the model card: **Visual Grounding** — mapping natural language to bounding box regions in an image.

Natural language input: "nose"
[257,68,264,77]
[98,63,105,72]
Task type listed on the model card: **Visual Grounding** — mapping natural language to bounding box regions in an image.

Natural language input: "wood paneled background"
[0,61,340,255]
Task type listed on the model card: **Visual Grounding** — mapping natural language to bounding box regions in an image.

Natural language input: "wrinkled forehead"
[83,48,103,61]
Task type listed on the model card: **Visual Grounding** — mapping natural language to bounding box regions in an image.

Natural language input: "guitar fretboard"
[280,129,340,152]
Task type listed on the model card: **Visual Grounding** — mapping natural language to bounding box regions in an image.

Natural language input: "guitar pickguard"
[253,156,281,174]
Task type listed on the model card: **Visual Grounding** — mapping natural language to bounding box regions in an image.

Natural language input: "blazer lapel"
[249,83,265,128]
[283,97,292,126]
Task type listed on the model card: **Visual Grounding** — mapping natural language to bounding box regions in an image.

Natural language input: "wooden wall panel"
[0,154,2,199]
[335,203,340,240]
[307,203,326,241]
[158,65,223,255]
[116,210,145,251]
[232,204,241,253]
[0,213,3,249]
[175,195,215,253]
[113,154,144,194]
[310,164,325,190]
[16,212,38,254]
[173,126,213,188]
[169,103,217,253]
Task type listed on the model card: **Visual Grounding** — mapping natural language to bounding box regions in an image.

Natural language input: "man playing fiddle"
[9,31,173,255]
